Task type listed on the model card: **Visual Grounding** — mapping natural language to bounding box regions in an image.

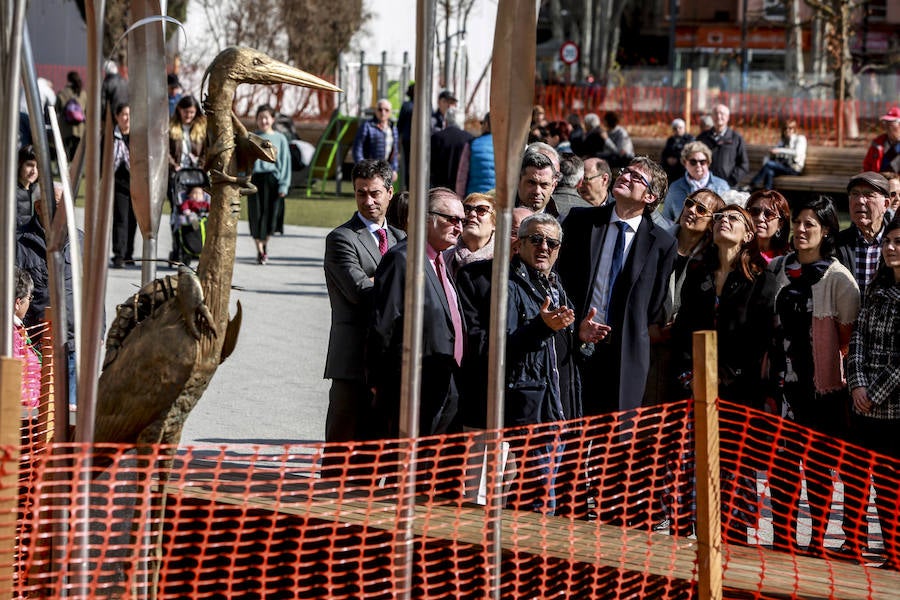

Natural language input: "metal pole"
[400,51,410,103]
[740,0,748,93]
[357,50,365,116]
[395,0,434,597]
[0,0,27,357]
[379,50,387,101]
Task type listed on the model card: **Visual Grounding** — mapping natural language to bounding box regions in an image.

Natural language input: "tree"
[186,0,367,116]
[804,0,863,141]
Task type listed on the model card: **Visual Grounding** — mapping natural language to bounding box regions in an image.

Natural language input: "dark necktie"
[435,252,465,366]
[375,228,388,255]
[607,221,628,309]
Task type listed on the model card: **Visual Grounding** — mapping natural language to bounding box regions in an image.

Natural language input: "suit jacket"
[455,259,494,428]
[430,126,473,190]
[367,240,462,436]
[557,203,677,413]
[324,213,405,381]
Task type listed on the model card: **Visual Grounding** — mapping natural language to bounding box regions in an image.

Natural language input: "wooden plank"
[164,480,900,599]
[693,331,723,600]
[0,358,23,600]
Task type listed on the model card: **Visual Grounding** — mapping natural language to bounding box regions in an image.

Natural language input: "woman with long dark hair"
[247,104,291,264]
[767,196,859,556]
[746,189,791,263]
[672,204,777,543]
[167,94,206,172]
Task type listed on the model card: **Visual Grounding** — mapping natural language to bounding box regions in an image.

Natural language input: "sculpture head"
[202,46,341,93]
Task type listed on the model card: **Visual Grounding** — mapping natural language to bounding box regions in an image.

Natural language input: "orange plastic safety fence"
[536,83,894,145]
[10,400,900,599]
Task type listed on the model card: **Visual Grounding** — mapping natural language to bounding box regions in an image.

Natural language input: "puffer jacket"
[465,133,495,195]
[506,256,581,425]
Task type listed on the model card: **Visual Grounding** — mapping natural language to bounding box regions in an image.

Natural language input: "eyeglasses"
[747,205,780,221]
[429,211,464,226]
[376,107,391,112]
[683,198,712,216]
[525,234,561,250]
[463,204,493,216]
[713,212,750,228]
[583,173,606,182]
[619,168,655,195]
[687,158,708,166]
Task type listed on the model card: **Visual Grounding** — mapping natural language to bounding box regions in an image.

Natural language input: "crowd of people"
[325,93,900,569]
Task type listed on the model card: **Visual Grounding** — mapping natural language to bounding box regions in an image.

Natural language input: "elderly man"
[578,157,612,207]
[352,99,400,180]
[504,213,605,514]
[323,159,405,444]
[696,103,749,187]
[368,187,466,437]
[546,153,591,221]
[863,107,900,173]
[515,151,557,213]
[836,172,892,295]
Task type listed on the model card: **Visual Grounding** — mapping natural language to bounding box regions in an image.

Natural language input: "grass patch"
[237,190,356,229]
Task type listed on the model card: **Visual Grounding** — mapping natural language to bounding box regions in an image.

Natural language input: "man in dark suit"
[323,159,405,443]
[696,103,749,187]
[556,157,676,526]
[430,106,473,191]
[368,187,466,437]
[558,156,676,414]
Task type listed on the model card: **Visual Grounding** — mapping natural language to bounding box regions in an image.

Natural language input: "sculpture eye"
[252,58,263,66]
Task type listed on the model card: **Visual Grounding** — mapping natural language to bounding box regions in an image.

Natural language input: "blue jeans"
[750,160,800,190]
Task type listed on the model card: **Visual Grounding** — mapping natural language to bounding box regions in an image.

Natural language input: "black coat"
[16,183,32,230]
[367,240,462,437]
[16,215,84,351]
[557,204,677,414]
[660,133,694,182]
[430,126,473,190]
[671,251,777,408]
[696,127,749,187]
[506,257,581,425]
[455,259,493,428]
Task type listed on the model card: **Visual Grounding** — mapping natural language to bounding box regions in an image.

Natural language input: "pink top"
[13,320,41,408]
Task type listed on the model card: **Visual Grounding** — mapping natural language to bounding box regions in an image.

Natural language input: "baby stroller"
[168,167,210,266]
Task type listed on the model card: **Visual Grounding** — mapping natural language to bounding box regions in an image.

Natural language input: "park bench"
[633,137,868,197]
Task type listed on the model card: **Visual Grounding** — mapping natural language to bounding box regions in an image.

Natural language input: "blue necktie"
[607,221,627,311]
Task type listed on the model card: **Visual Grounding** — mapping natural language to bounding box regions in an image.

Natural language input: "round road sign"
[560,41,579,65]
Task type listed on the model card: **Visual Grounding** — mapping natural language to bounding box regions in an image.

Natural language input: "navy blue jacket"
[352,118,399,172]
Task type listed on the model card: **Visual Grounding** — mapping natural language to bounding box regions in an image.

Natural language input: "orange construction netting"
[7,394,900,599]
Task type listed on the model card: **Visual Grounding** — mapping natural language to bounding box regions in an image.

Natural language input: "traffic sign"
[559,41,579,65]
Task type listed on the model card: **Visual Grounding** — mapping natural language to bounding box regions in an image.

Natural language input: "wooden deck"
[167,480,900,600]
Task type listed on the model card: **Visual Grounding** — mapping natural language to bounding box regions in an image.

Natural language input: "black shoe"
[124,258,136,266]
[111,257,125,269]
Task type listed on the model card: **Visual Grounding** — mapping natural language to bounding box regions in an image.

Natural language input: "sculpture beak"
[257,59,342,93]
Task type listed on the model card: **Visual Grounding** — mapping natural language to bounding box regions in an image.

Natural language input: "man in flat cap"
[836,171,892,295]
[431,89,458,133]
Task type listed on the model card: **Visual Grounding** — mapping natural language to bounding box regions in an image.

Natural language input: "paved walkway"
[101,216,332,448]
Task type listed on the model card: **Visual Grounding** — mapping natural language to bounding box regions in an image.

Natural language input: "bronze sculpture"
[82,47,340,448]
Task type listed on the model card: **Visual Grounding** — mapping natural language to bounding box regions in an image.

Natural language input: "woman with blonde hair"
[444,192,496,276]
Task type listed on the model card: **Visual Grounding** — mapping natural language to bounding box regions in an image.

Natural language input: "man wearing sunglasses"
[368,187,466,437]
[352,98,400,181]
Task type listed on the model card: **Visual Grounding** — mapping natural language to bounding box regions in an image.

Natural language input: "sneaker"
[651,518,671,532]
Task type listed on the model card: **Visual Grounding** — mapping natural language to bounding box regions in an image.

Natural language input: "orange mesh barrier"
[536,83,894,145]
[9,399,900,599]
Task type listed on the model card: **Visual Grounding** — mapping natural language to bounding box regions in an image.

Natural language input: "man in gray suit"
[324,159,405,442]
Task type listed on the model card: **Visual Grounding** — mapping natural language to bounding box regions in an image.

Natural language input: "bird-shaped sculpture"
[82,47,341,447]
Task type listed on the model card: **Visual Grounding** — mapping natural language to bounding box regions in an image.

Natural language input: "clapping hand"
[540,296,575,331]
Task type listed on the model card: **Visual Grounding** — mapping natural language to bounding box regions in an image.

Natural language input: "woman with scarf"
[767,196,859,557]
[661,141,730,222]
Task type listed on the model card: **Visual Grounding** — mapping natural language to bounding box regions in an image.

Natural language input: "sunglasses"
[429,211,464,226]
[713,212,750,228]
[525,234,561,250]
[747,206,780,220]
[683,197,712,216]
[687,158,708,166]
[463,204,493,216]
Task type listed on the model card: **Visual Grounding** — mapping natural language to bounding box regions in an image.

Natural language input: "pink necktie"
[435,253,464,366]
[375,228,388,255]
